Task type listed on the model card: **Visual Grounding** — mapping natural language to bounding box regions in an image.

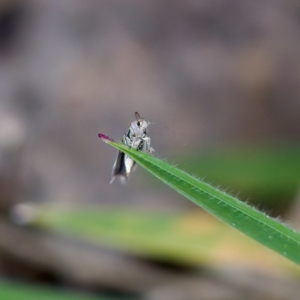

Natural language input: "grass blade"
[99,134,300,266]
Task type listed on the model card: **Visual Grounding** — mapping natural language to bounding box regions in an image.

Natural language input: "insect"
[110,112,154,184]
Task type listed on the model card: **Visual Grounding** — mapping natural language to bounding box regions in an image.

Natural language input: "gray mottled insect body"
[110,112,154,184]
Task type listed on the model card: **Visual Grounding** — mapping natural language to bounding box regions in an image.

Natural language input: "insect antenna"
[135,112,141,120]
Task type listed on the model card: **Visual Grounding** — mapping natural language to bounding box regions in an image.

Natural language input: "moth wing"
[110,151,127,184]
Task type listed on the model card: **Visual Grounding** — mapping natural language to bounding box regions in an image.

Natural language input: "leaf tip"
[98,133,114,143]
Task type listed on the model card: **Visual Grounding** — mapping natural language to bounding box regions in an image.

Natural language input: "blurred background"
[1,0,300,299]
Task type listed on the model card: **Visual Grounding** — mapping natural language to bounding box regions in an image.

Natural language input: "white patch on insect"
[110,112,154,184]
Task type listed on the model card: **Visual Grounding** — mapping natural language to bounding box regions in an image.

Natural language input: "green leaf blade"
[101,137,300,266]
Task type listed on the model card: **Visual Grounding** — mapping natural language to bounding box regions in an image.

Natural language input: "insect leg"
[141,136,154,153]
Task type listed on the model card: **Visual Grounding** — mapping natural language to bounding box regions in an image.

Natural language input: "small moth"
[110,112,154,184]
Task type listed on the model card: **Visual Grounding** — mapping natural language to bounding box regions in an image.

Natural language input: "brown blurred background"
[1,1,300,300]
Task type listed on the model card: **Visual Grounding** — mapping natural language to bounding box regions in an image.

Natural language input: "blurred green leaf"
[0,281,117,300]
[38,208,298,274]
